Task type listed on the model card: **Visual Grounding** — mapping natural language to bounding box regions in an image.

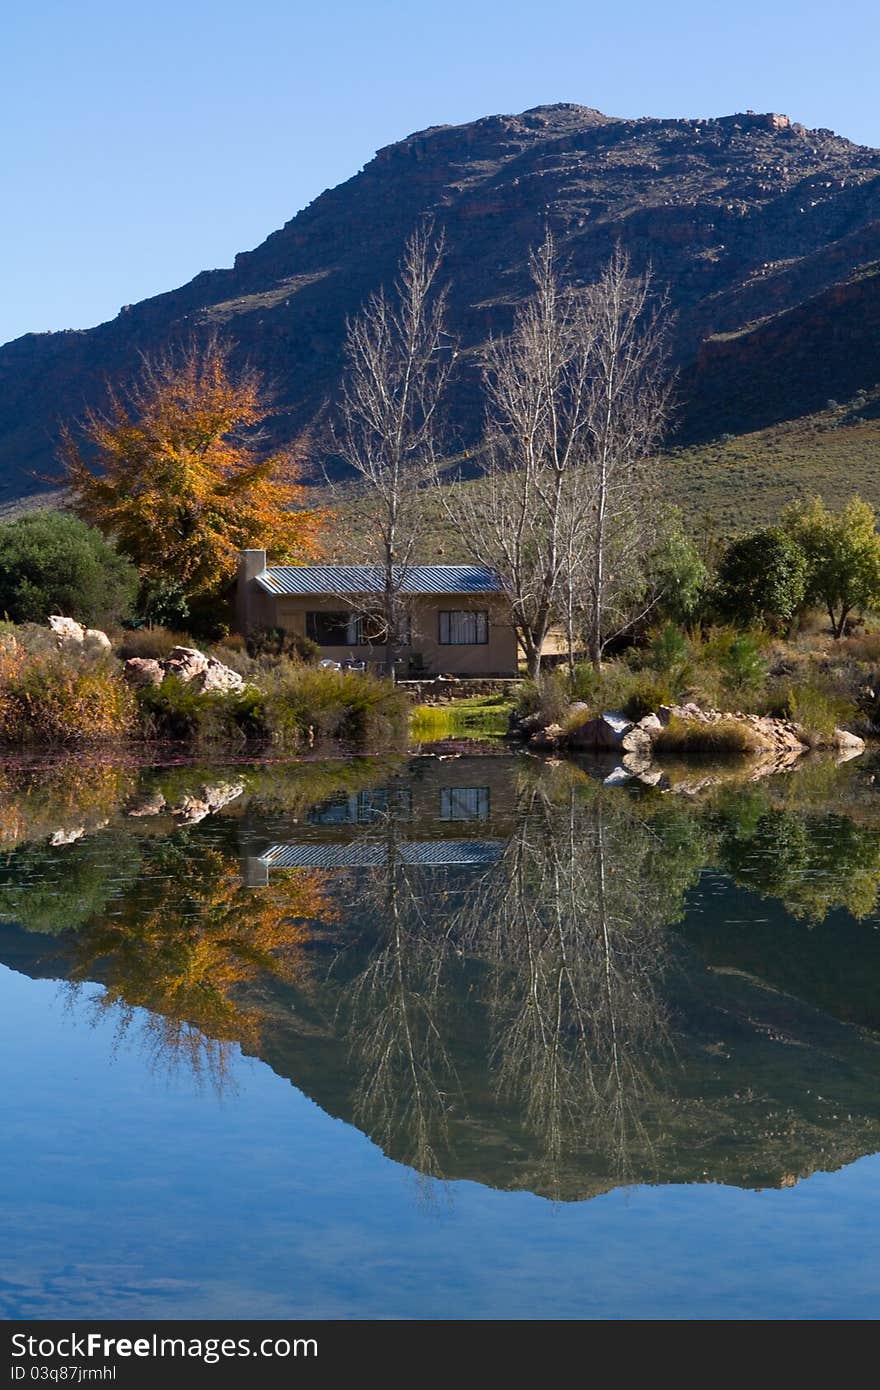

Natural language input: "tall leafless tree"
[580,246,672,667]
[445,233,595,679]
[332,224,455,677]
[448,237,671,678]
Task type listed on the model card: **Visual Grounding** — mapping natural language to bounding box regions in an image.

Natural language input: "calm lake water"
[2,749,880,1320]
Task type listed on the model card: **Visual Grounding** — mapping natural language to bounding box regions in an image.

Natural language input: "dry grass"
[653,716,761,759]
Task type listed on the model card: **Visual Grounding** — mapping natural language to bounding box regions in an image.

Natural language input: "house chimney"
[239,548,267,582]
[235,549,267,633]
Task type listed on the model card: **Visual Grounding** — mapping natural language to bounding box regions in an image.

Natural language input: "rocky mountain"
[2,102,880,501]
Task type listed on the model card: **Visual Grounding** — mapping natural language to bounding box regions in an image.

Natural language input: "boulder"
[124,657,163,688]
[529,722,564,749]
[123,646,245,694]
[164,646,209,682]
[621,726,654,759]
[172,781,245,824]
[637,712,663,736]
[567,711,633,751]
[196,660,246,695]
[164,646,245,694]
[832,727,866,760]
[48,615,85,642]
[48,616,112,650]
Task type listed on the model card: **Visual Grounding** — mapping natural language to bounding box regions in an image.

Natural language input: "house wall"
[265,593,518,676]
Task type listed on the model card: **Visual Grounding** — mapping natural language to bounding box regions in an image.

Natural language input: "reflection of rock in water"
[2,755,880,1201]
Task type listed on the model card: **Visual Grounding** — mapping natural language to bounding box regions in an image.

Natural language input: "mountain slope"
[2,102,880,502]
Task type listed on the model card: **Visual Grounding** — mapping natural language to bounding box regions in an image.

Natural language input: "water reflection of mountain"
[2,754,880,1201]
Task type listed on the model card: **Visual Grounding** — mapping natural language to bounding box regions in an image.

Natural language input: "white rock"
[48,615,85,642]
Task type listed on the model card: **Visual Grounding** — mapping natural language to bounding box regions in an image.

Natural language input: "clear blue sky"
[3,0,877,345]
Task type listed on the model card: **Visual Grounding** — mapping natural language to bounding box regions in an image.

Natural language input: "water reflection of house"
[240,757,514,886]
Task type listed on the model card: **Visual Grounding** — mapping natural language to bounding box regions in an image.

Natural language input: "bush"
[246,625,320,664]
[654,716,760,759]
[259,664,408,748]
[138,663,408,750]
[621,675,673,722]
[115,627,193,660]
[773,680,858,743]
[137,577,190,631]
[137,676,265,745]
[649,623,689,673]
[517,670,570,725]
[0,643,136,744]
[716,527,808,630]
[0,511,138,628]
[720,634,768,695]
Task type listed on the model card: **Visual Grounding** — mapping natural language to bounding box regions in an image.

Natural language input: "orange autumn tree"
[62,336,326,609]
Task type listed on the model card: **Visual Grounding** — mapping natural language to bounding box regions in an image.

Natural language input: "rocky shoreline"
[509,700,865,785]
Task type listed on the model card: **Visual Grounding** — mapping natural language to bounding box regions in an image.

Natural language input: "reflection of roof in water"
[260,840,503,869]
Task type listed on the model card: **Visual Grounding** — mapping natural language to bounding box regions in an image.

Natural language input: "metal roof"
[259,840,503,869]
[255,564,503,596]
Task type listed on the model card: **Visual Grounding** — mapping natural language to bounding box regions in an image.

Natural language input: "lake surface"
[2,749,880,1319]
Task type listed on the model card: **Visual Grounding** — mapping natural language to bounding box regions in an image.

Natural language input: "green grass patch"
[410,695,513,742]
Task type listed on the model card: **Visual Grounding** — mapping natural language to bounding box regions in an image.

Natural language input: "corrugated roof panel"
[259,840,503,868]
[254,564,503,596]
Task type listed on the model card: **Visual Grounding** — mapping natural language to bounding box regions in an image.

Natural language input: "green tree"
[0,511,138,627]
[648,511,708,625]
[784,495,880,638]
[715,526,807,630]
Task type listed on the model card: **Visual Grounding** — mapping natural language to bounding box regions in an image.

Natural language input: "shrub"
[775,681,858,743]
[621,675,673,721]
[246,625,320,664]
[137,577,190,631]
[0,644,136,744]
[647,515,709,625]
[783,495,880,639]
[517,670,570,725]
[715,527,808,630]
[720,633,768,695]
[0,511,138,628]
[115,627,193,660]
[649,623,689,673]
[136,676,266,745]
[654,716,760,759]
[569,663,602,705]
[258,665,408,748]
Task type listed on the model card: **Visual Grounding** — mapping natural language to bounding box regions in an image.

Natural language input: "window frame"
[438,609,489,645]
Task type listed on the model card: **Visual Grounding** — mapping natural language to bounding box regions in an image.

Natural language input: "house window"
[305,611,404,647]
[308,788,413,825]
[439,610,489,644]
[439,787,490,821]
[306,611,357,645]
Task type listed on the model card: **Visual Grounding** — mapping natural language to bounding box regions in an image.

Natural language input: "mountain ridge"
[2,102,879,502]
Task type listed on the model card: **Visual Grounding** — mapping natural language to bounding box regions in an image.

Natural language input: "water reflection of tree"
[339,821,461,1180]
[714,788,880,921]
[341,764,706,1193]
[66,834,338,1088]
[455,770,702,1193]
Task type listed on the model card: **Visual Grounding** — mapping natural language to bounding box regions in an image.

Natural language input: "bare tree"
[580,247,672,667]
[446,233,594,679]
[448,238,671,678]
[332,224,455,677]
